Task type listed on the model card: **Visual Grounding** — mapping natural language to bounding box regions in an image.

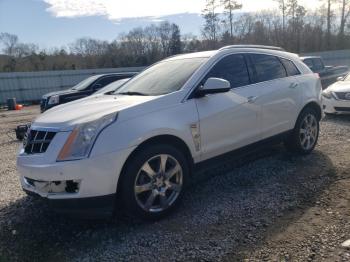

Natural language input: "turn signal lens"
[57,128,78,161]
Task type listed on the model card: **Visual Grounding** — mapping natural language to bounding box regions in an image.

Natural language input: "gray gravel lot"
[0,106,349,262]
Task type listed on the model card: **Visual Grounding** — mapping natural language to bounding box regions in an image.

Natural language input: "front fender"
[90,100,199,161]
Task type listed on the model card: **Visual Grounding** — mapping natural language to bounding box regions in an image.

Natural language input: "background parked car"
[322,73,350,114]
[94,78,130,95]
[301,56,349,88]
[15,79,132,141]
[40,72,137,112]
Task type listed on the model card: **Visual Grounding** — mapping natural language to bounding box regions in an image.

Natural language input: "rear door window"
[280,58,300,76]
[204,54,250,88]
[248,54,287,83]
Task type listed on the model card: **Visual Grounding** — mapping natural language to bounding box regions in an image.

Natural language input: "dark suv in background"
[301,56,348,88]
[40,72,137,112]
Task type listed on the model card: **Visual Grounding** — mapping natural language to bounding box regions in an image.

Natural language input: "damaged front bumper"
[23,177,81,197]
[16,132,136,219]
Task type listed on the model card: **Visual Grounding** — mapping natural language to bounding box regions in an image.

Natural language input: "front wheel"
[120,144,189,220]
[284,108,320,154]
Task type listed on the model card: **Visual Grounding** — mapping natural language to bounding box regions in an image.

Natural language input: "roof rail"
[219,45,285,51]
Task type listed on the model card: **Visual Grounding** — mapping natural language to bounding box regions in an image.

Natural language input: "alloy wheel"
[299,114,318,151]
[134,154,183,213]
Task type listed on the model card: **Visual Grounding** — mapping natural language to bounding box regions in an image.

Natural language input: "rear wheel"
[284,107,319,154]
[120,144,189,220]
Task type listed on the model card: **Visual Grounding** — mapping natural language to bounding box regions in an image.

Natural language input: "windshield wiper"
[117,91,149,96]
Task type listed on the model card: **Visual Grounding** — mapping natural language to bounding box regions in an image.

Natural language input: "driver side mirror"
[337,76,344,81]
[195,78,231,98]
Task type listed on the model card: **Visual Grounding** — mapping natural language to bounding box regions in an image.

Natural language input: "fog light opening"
[65,180,79,193]
[23,178,80,194]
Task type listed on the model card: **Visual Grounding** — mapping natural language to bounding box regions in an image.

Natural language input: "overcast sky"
[0,0,322,48]
[43,0,320,18]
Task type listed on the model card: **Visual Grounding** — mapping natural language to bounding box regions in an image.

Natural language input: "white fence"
[0,67,144,106]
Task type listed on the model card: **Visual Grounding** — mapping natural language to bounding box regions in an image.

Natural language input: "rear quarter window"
[280,58,301,76]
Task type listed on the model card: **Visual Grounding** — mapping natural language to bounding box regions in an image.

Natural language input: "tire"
[284,107,320,155]
[119,144,189,220]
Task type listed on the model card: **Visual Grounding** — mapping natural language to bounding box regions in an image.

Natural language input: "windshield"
[95,78,130,94]
[72,75,101,91]
[114,57,208,96]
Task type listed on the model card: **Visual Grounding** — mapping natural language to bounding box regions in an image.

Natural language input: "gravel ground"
[0,106,349,262]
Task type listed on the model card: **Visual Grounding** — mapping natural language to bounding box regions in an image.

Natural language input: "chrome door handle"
[247,96,258,103]
[289,83,298,89]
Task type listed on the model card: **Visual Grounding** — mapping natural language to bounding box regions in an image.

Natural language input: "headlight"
[48,95,60,105]
[57,113,117,161]
[322,90,333,99]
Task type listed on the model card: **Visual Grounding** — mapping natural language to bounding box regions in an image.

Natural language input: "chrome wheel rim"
[299,114,318,150]
[134,154,183,213]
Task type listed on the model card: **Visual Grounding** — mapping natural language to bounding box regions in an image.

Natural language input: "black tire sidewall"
[120,144,189,220]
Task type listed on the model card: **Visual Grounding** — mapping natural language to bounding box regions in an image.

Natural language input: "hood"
[43,89,75,98]
[33,95,157,131]
[326,80,350,92]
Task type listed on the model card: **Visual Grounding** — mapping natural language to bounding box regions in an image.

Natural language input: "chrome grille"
[24,129,56,154]
[335,92,350,100]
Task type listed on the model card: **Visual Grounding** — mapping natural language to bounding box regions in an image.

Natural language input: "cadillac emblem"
[345,93,350,100]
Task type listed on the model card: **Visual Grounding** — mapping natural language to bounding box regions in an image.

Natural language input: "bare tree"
[69,38,108,56]
[170,24,182,55]
[0,33,19,56]
[119,27,148,66]
[295,6,307,52]
[13,43,38,58]
[338,0,350,47]
[157,22,174,56]
[202,0,221,48]
[287,0,298,20]
[285,0,307,52]
[274,0,287,40]
[182,34,203,52]
[233,13,256,42]
[221,0,242,38]
[327,0,333,49]
[319,0,336,49]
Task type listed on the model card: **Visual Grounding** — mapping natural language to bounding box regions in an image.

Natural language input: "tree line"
[1,0,350,72]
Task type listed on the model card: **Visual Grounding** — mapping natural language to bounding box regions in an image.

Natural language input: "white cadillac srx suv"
[17,45,323,219]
